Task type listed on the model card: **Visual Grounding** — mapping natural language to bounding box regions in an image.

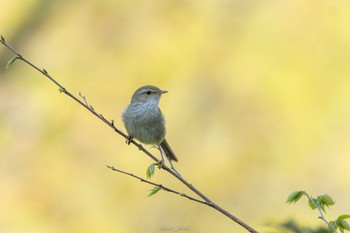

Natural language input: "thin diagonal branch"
[106,165,209,205]
[1,37,258,233]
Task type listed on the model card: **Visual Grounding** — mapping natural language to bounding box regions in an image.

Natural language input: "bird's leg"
[157,146,181,177]
[166,156,182,177]
[158,144,166,168]
[125,135,133,145]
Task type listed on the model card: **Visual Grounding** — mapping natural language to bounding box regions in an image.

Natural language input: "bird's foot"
[125,135,133,145]
[158,159,165,169]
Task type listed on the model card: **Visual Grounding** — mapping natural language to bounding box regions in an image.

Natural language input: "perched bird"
[122,85,178,165]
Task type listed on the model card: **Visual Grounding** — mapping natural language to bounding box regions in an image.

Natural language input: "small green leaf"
[319,202,326,213]
[5,57,17,69]
[148,186,161,197]
[337,221,345,233]
[338,215,350,221]
[340,220,350,231]
[286,191,305,204]
[58,88,64,93]
[321,194,335,206]
[146,163,156,179]
[43,69,48,74]
[0,35,5,42]
[308,198,317,210]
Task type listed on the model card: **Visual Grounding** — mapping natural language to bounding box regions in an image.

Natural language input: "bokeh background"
[1,1,350,232]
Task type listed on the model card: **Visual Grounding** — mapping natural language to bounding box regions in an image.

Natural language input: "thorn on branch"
[138,144,144,150]
[79,92,94,110]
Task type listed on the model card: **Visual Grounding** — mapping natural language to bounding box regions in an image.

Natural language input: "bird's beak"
[158,90,168,95]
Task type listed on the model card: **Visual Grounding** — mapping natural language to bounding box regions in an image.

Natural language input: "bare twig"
[1,37,258,233]
[106,165,209,205]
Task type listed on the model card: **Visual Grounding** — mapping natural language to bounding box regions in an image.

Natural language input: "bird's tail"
[160,139,178,162]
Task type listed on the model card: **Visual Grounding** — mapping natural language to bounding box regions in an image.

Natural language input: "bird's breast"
[122,103,166,144]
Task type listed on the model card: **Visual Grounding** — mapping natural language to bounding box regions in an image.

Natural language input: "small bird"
[122,85,178,165]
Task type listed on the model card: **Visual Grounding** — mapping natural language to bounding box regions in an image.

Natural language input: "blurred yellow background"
[1,1,350,232]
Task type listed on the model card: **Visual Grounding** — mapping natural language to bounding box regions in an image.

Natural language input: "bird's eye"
[146,91,151,95]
